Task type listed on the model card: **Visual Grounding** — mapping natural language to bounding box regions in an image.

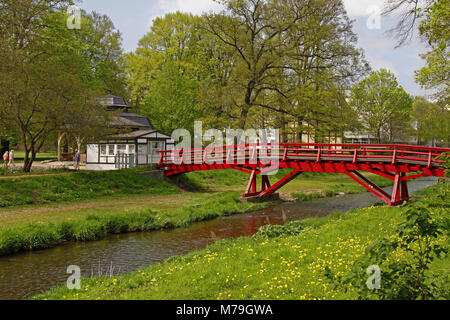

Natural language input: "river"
[0,178,438,300]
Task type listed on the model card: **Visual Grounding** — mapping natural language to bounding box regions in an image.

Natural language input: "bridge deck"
[158,143,449,206]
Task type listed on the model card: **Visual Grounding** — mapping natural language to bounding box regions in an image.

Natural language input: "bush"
[254,220,305,239]
[326,181,450,300]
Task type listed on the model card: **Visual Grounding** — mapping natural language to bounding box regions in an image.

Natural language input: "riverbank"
[0,192,268,257]
[34,181,449,300]
[0,169,392,257]
[0,169,178,208]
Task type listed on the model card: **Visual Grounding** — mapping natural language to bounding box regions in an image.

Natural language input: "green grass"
[0,191,269,257]
[0,169,392,209]
[13,152,58,162]
[184,169,393,198]
[0,169,394,257]
[34,183,449,300]
[0,169,178,208]
[0,167,73,177]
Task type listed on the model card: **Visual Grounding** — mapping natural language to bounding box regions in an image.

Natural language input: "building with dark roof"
[86,95,174,171]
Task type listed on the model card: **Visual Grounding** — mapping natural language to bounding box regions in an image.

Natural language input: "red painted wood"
[158,143,449,206]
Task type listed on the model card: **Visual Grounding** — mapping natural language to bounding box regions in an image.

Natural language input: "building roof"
[117,112,153,130]
[110,116,150,129]
[98,94,128,108]
[110,130,161,139]
[97,94,154,131]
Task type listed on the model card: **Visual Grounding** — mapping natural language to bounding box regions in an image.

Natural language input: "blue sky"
[79,0,430,97]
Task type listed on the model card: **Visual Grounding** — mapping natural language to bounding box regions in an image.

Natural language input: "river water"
[0,178,438,300]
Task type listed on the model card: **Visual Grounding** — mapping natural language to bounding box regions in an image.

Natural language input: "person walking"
[8,149,14,168]
[2,150,9,168]
[74,149,81,171]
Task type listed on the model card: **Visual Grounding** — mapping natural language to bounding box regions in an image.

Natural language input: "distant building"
[86,95,174,171]
[343,132,377,144]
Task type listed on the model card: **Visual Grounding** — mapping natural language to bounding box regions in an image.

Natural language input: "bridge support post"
[345,171,410,206]
[242,169,302,200]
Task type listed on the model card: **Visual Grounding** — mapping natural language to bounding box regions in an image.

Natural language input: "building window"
[128,145,136,154]
[100,145,107,156]
[138,144,147,154]
[151,142,165,155]
[117,144,126,154]
[108,145,115,156]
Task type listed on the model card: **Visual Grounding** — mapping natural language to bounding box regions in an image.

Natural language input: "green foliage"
[437,152,450,177]
[415,0,449,104]
[254,220,305,239]
[350,69,414,143]
[0,2,126,172]
[412,97,449,145]
[125,12,209,133]
[126,1,368,134]
[326,181,449,300]
[143,62,202,134]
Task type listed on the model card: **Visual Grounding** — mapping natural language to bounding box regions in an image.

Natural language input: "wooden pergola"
[57,129,83,161]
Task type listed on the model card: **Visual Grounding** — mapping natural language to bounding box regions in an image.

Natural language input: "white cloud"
[343,0,384,17]
[148,0,223,28]
[367,57,399,76]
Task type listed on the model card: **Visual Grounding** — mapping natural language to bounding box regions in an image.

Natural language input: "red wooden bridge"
[158,143,449,206]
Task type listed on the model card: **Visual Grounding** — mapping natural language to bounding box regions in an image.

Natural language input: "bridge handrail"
[158,143,450,168]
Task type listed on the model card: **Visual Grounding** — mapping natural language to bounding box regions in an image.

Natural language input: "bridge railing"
[158,143,450,168]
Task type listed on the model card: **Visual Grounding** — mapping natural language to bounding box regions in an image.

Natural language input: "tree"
[383,0,428,47]
[125,12,214,133]
[144,62,202,134]
[125,1,368,136]
[412,97,450,146]
[82,11,128,98]
[0,1,117,172]
[383,0,449,104]
[350,69,413,143]
[204,0,368,131]
[415,0,449,104]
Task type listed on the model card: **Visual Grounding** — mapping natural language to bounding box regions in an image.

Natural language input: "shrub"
[326,183,449,300]
[254,220,305,239]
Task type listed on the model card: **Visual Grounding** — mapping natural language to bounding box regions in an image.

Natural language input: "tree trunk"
[238,106,250,129]
[23,146,37,173]
[297,117,304,143]
[280,113,287,143]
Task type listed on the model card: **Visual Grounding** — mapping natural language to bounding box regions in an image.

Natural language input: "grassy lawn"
[0,169,393,257]
[0,169,178,208]
[0,191,268,257]
[184,169,392,195]
[0,193,206,228]
[13,152,58,162]
[34,182,449,300]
